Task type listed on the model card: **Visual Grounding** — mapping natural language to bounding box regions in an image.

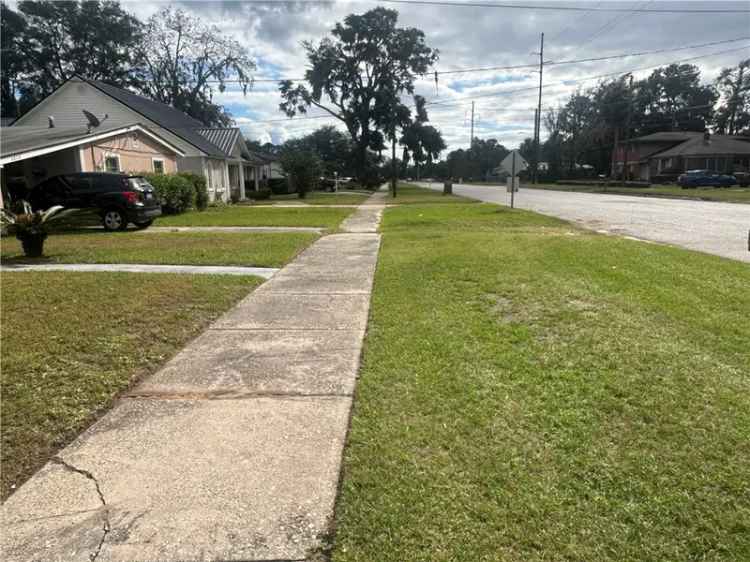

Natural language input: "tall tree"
[0,3,26,118]
[137,7,256,126]
[400,95,446,181]
[634,64,716,134]
[713,58,750,136]
[6,0,143,114]
[279,7,438,187]
[302,125,355,177]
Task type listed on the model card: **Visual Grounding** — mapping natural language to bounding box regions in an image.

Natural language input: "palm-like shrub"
[1,201,78,257]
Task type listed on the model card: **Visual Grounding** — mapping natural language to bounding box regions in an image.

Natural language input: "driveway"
[417,182,750,263]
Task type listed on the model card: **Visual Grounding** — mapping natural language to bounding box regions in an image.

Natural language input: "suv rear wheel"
[103,208,127,231]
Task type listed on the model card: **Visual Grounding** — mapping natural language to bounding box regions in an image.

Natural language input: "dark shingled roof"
[87,80,228,158]
[652,134,750,158]
[196,128,241,156]
[626,131,704,143]
[1,123,185,161]
[2,123,128,159]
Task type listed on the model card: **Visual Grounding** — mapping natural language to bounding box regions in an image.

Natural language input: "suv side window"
[93,175,126,192]
[41,177,70,198]
[31,176,70,208]
[64,175,93,192]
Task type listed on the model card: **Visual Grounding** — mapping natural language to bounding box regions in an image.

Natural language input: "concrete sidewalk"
[2,192,385,562]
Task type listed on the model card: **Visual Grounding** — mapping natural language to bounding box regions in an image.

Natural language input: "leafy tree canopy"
[279,7,438,186]
[2,0,142,115]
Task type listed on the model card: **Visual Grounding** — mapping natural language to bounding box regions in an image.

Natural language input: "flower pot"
[18,232,47,258]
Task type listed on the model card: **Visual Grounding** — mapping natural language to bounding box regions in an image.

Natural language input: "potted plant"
[0,201,77,258]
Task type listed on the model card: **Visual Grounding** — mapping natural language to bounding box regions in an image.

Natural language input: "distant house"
[614,132,750,181]
[247,150,284,182]
[1,123,184,207]
[10,76,264,202]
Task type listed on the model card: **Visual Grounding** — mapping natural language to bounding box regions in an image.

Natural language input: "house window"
[104,154,120,173]
[152,158,165,174]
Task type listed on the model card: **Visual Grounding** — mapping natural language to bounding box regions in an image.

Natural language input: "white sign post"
[500,150,528,209]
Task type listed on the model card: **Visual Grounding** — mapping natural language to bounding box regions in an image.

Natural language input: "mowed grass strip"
[0,271,261,500]
[1,231,317,268]
[332,201,750,561]
[255,191,371,205]
[156,205,355,228]
[515,182,750,203]
[388,183,478,205]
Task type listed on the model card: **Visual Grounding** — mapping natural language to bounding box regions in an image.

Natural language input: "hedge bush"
[178,172,209,211]
[268,177,292,194]
[249,188,272,200]
[144,173,194,214]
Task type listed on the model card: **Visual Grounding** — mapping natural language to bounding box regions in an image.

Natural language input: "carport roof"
[0,123,185,165]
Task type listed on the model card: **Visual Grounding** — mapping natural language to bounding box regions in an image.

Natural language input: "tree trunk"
[391,136,397,198]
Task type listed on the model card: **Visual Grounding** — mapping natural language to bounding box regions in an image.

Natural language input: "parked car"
[677,169,738,189]
[29,173,162,231]
[732,171,750,187]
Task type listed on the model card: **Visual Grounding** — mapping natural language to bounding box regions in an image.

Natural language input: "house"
[614,132,750,182]
[1,123,184,207]
[247,150,284,182]
[10,76,263,202]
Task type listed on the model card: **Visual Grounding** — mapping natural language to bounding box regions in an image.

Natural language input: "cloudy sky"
[122,0,750,153]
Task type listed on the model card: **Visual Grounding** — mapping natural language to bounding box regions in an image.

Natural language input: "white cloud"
[122,0,750,153]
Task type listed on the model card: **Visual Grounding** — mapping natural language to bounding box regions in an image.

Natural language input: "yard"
[1,230,317,268]
[332,189,750,561]
[0,271,261,500]
[156,205,355,228]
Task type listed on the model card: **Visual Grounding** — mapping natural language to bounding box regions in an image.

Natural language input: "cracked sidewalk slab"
[2,397,351,562]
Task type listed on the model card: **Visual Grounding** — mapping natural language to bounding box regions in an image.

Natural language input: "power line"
[212,36,750,85]
[377,0,750,13]
[424,45,750,107]
[574,0,653,50]
[545,37,750,68]
[547,1,601,43]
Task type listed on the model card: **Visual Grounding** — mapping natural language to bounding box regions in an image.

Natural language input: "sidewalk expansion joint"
[122,390,353,401]
[50,457,110,561]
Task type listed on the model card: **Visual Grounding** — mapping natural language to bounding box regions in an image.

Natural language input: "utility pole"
[470,101,475,148]
[533,32,544,185]
[623,74,634,182]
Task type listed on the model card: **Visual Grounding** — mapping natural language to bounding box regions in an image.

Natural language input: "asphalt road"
[417,182,750,263]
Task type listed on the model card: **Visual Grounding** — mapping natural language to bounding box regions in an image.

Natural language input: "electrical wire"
[212,36,750,84]
[376,0,750,14]
[423,45,750,107]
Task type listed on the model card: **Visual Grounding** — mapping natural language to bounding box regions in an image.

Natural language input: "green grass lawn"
[1,231,317,268]
[387,183,478,205]
[332,198,750,560]
[504,182,750,203]
[0,271,261,500]
[254,191,371,205]
[156,205,355,228]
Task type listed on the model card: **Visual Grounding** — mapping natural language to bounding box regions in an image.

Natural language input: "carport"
[1,123,185,207]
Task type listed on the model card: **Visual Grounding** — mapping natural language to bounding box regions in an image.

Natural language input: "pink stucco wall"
[81,131,178,174]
